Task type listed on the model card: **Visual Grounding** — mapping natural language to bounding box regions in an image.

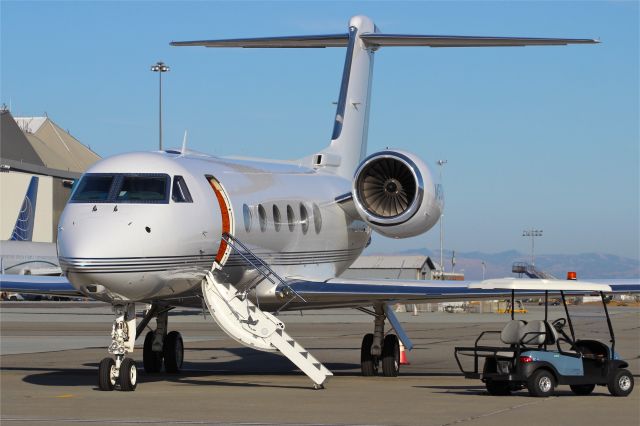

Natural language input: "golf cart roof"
[470,278,612,292]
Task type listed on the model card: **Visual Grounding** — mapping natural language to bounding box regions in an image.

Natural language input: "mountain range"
[367,248,640,280]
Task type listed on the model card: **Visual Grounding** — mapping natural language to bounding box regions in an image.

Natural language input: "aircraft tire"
[381,334,400,377]
[360,333,378,376]
[118,358,137,391]
[143,331,163,373]
[164,331,184,373]
[98,357,116,391]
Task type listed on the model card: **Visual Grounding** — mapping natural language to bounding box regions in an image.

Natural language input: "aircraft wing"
[0,274,83,298]
[284,277,637,310]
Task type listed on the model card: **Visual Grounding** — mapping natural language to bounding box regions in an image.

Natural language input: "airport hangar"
[0,108,100,242]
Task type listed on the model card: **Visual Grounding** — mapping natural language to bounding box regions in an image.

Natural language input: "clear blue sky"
[2,1,638,259]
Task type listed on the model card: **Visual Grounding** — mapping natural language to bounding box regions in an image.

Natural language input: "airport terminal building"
[0,108,100,242]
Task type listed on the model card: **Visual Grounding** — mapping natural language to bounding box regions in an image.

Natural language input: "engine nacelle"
[352,150,441,238]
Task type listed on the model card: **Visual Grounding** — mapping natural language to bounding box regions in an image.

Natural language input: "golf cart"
[454,280,634,397]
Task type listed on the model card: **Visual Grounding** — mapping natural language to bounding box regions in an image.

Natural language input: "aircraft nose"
[57,203,221,300]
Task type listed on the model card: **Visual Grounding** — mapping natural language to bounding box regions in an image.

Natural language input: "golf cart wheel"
[527,369,555,397]
[360,333,378,376]
[608,369,634,397]
[486,380,511,396]
[570,384,595,395]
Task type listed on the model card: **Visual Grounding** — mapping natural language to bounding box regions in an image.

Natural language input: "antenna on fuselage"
[180,130,188,155]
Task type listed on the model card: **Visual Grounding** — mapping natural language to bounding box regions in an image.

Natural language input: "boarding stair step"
[202,270,332,388]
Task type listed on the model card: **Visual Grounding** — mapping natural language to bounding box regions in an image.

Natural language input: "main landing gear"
[359,305,401,377]
[98,303,184,392]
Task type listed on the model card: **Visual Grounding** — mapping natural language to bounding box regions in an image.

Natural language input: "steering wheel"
[552,318,573,342]
[552,318,566,332]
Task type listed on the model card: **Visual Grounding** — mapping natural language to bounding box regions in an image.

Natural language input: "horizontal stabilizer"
[171,33,598,49]
[171,34,349,48]
[359,34,599,47]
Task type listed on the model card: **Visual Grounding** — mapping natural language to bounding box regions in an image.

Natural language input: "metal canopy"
[470,278,611,292]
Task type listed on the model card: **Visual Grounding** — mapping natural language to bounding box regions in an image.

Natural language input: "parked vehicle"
[454,281,634,397]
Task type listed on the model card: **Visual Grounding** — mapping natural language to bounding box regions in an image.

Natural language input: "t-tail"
[10,176,39,241]
[172,15,597,178]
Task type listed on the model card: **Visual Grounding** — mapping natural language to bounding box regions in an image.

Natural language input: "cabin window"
[273,205,282,232]
[313,203,322,234]
[71,174,115,202]
[243,204,252,232]
[171,175,193,203]
[258,204,267,232]
[115,175,169,203]
[300,203,309,235]
[287,205,295,231]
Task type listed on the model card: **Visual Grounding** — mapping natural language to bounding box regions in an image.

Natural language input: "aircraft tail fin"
[10,176,39,241]
[172,15,598,178]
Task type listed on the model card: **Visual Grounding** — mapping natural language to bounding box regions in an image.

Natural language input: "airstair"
[512,262,556,279]
[201,233,332,388]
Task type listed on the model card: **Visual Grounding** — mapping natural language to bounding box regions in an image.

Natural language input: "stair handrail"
[220,232,306,308]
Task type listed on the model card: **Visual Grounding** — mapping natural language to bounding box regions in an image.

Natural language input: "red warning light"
[567,271,577,280]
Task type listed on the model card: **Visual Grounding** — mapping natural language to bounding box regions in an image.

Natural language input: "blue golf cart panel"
[523,350,583,376]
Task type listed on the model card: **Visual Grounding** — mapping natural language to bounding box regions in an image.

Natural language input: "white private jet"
[2,15,637,392]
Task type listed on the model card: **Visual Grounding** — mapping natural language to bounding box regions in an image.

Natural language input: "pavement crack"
[439,399,548,426]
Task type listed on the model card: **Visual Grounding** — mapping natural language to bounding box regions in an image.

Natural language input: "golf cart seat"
[491,320,526,357]
[501,320,526,344]
[520,320,556,346]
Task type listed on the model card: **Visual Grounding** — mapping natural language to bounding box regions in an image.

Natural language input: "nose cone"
[58,202,221,301]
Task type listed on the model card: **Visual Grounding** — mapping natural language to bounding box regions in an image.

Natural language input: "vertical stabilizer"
[171,16,597,178]
[318,15,376,178]
[10,176,39,241]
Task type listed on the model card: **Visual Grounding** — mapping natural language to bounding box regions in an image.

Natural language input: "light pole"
[522,229,543,266]
[436,159,447,273]
[481,261,486,280]
[150,61,170,150]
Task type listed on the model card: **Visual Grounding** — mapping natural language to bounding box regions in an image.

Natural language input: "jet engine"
[352,150,441,238]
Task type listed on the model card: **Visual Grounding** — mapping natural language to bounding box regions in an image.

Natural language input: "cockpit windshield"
[71,173,171,204]
[116,176,168,202]
[71,175,115,202]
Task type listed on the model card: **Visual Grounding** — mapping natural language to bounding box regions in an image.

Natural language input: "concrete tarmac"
[1,302,638,425]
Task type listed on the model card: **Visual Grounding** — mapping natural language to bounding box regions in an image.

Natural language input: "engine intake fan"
[353,152,423,226]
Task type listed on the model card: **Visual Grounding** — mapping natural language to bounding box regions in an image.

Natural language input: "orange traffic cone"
[399,341,410,365]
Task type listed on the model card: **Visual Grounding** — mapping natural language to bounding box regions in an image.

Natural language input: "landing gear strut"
[140,305,183,375]
[358,305,401,377]
[98,303,184,391]
[142,307,168,374]
[98,303,137,391]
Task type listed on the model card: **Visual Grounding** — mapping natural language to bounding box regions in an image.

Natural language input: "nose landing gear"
[98,303,138,391]
[98,303,185,392]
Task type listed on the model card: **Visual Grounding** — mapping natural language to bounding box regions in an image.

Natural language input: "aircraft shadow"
[7,346,468,390]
